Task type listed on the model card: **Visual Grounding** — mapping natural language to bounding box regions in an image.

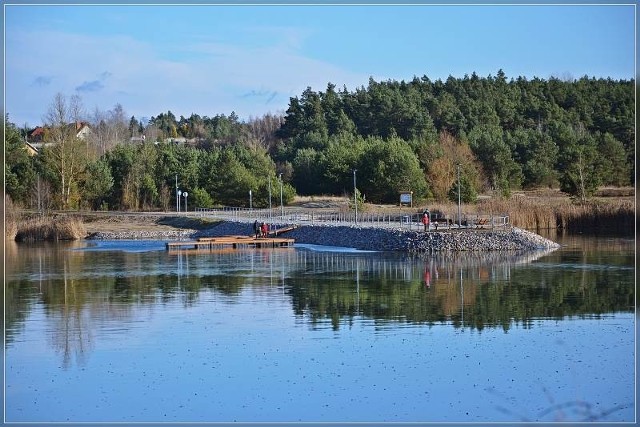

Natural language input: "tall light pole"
[268,175,272,219]
[457,163,461,228]
[249,189,253,211]
[175,174,179,212]
[178,190,182,212]
[279,173,284,218]
[353,169,358,225]
[183,192,188,212]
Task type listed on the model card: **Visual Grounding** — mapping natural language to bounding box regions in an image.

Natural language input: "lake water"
[4,233,635,423]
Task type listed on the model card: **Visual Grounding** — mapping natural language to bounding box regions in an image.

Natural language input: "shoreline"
[86,219,560,252]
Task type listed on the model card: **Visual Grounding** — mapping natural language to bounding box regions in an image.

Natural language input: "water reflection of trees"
[5,242,634,366]
[282,248,633,331]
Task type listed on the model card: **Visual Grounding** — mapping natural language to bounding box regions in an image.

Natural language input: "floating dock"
[166,235,295,251]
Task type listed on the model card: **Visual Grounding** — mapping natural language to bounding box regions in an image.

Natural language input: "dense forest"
[5,70,635,211]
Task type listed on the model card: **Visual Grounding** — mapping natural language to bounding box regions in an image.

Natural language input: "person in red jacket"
[261,222,268,238]
[421,213,430,232]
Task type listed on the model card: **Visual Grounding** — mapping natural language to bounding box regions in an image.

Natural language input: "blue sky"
[4,3,636,127]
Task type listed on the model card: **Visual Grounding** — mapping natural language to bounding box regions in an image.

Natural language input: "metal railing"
[194,207,510,231]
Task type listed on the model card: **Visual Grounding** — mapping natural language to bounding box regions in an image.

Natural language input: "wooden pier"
[166,235,295,252]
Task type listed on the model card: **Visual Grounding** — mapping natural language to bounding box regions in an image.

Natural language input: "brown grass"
[357,188,634,235]
[5,195,18,240]
[478,197,634,234]
[14,215,86,242]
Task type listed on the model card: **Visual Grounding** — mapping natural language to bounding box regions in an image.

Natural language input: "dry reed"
[477,197,634,234]
[14,215,86,242]
[5,195,18,240]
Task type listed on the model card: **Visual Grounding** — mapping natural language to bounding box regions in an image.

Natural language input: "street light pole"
[249,189,252,211]
[178,190,182,212]
[353,169,358,225]
[268,175,272,219]
[279,173,284,218]
[457,163,461,228]
[175,174,179,212]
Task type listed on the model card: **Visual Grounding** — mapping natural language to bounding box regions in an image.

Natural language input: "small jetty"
[166,235,295,251]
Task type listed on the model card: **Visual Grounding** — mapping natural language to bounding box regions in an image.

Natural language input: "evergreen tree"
[5,116,37,206]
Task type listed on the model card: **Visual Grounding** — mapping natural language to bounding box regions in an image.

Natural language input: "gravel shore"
[86,219,559,252]
[199,221,559,252]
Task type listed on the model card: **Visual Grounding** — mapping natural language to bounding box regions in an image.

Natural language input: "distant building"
[24,141,39,156]
[27,121,92,152]
[130,135,146,143]
[29,127,46,142]
[74,121,91,140]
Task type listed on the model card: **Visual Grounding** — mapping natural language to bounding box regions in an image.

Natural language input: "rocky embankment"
[194,221,560,252]
[87,218,559,252]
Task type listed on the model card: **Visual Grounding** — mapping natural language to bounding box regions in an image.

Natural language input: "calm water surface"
[4,233,635,423]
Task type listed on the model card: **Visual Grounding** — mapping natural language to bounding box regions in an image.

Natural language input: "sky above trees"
[4,2,635,127]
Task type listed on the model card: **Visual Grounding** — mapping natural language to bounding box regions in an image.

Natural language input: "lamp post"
[279,173,284,218]
[268,175,272,219]
[177,190,182,212]
[175,174,179,212]
[457,163,461,228]
[249,189,253,211]
[353,169,358,225]
[183,191,188,212]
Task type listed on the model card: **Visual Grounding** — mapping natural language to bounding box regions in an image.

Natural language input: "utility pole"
[457,163,461,228]
[268,175,272,220]
[279,173,284,218]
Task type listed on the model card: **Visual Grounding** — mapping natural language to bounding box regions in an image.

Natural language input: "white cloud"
[5,27,369,126]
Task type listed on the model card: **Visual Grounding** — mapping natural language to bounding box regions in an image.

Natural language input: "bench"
[474,218,489,228]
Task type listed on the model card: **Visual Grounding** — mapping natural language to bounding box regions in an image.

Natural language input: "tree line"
[275,71,633,202]
[5,70,634,211]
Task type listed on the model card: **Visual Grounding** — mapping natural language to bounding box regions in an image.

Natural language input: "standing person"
[261,222,268,238]
[422,212,430,232]
[424,266,431,289]
[254,220,260,238]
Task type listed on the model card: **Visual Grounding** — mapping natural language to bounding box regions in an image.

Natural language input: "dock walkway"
[166,235,294,251]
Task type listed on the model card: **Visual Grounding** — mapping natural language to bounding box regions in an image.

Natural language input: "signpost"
[399,191,413,207]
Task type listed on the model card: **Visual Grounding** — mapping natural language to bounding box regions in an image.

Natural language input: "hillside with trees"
[5,70,634,211]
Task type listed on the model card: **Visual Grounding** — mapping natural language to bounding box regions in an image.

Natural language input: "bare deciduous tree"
[87,104,130,156]
[43,93,88,209]
[247,113,285,152]
[427,131,483,201]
